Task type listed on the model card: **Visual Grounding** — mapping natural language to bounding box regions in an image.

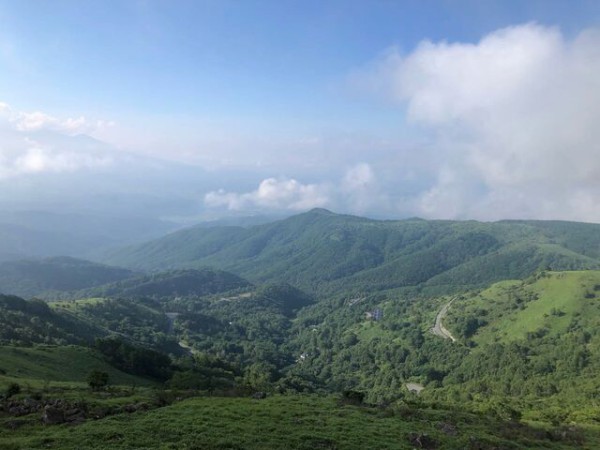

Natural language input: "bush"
[5,382,21,398]
[341,390,365,406]
[87,370,109,390]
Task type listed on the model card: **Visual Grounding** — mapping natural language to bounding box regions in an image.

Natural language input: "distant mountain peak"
[305,208,336,215]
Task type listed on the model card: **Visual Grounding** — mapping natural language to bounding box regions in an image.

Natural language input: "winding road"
[431,299,457,342]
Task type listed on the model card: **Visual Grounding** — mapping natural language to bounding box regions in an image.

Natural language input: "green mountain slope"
[105,209,600,294]
[76,268,252,299]
[418,270,600,422]
[0,256,135,299]
[0,294,102,345]
[0,345,155,388]
[49,297,180,352]
[445,270,600,344]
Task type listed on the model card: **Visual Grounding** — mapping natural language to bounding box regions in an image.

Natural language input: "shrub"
[87,370,109,390]
[341,390,365,406]
[5,382,21,398]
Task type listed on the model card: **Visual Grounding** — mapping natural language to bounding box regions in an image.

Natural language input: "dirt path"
[431,299,457,342]
[165,312,180,334]
[178,340,195,356]
[405,382,425,394]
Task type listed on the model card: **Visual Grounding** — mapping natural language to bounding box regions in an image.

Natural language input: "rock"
[66,415,86,426]
[64,408,82,417]
[407,432,437,449]
[123,404,139,413]
[64,408,87,424]
[42,405,65,425]
[90,407,110,419]
[437,421,457,436]
[5,419,29,430]
[252,392,267,399]
[8,406,29,416]
[137,402,150,411]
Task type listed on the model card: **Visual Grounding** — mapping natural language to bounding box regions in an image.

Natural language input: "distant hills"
[3,208,600,443]
[0,255,256,303]
[104,208,600,294]
[0,210,177,262]
[0,257,135,298]
[4,209,600,300]
[77,268,253,300]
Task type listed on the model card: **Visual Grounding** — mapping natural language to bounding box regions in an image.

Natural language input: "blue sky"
[2,0,598,117]
[1,1,600,222]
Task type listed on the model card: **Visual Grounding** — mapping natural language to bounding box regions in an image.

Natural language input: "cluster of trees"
[172,284,302,370]
[78,269,252,300]
[0,295,92,345]
[95,337,172,381]
[4,252,600,426]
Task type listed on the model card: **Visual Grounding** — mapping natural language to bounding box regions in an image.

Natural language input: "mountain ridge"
[104,209,600,294]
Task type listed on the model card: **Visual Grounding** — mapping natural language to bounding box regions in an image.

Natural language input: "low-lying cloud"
[1,102,113,135]
[0,103,115,179]
[354,23,600,222]
[5,23,600,223]
[205,177,332,211]
[204,163,389,215]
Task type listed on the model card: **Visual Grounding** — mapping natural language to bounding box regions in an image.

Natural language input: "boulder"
[42,405,65,425]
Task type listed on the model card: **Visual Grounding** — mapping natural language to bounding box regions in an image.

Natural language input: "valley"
[3,2,598,447]
[1,210,600,448]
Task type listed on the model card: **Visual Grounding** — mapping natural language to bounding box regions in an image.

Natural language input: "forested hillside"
[3,211,600,449]
[75,268,252,300]
[0,294,100,345]
[0,257,135,299]
[106,209,600,294]
[3,270,600,449]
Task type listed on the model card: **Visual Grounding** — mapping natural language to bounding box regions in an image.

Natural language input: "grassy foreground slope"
[2,395,596,450]
[105,209,600,294]
[0,345,155,389]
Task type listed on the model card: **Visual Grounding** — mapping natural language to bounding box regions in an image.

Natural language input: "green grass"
[1,395,596,449]
[446,271,600,345]
[498,271,600,341]
[0,345,156,390]
[50,298,106,308]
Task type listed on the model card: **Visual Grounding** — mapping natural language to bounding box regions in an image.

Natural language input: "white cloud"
[204,163,389,214]
[205,177,332,211]
[0,102,114,135]
[342,162,374,191]
[0,102,115,179]
[14,110,113,135]
[357,23,600,222]
[13,146,112,175]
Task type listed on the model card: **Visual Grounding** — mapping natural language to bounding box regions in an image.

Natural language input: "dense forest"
[2,211,600,448]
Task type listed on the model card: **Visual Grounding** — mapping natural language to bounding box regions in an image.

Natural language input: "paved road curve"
[432,299,457,342]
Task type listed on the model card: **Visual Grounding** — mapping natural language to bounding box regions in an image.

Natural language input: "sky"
[1,0,600,222]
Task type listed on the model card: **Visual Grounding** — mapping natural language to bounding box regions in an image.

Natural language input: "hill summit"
[105,210,600,294]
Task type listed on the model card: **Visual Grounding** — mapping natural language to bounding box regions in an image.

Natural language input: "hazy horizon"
[1,0,600,230]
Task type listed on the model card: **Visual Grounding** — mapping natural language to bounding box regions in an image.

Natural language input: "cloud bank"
[205,177,331,211]
[5,23,600,224]
[204,163,388,215]
[0,103,115,179]
[356,23,600,221]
